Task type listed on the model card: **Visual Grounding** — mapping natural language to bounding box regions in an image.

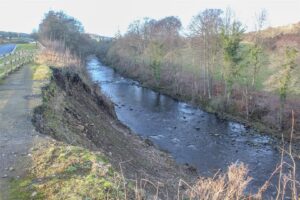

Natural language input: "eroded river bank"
[87,56,300,196]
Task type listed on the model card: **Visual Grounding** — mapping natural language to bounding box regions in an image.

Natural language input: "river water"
[87,57,299,196]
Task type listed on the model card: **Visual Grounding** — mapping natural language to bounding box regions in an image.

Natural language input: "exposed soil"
[32,67,196,199]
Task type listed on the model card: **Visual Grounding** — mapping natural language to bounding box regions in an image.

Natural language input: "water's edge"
[87,57,299,196]
[101,59,284,140]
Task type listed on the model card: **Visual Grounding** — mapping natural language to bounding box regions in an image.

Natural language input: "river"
[87,56,299,196]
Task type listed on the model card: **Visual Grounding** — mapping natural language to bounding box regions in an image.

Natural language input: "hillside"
[244,22,300,95]
[244,22,300,50]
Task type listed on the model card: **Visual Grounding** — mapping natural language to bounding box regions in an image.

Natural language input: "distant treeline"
[0,31,34,44]
[37,10,106,59]
[0,31,31,39]
[35,9,299,132]
[99,8,299,132]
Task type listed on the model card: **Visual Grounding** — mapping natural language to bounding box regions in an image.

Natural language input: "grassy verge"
[9,77,127,199]
[16,43,38,51]
[31,64,51,81]
[9,141,124,200]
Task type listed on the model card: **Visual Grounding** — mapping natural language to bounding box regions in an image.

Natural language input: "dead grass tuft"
[36,40,82,69]
[181,163,251,200]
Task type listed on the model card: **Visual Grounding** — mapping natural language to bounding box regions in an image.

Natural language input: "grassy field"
[16,43,38,51]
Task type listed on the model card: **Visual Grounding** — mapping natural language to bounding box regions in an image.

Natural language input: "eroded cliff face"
[32,67,195,198]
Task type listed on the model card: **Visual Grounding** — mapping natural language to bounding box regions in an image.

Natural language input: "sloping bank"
[27,67,196,199]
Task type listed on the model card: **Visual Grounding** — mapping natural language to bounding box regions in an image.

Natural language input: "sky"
[0,0,299,37]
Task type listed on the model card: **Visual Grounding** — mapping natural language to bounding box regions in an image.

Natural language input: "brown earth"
[32,67,196,199]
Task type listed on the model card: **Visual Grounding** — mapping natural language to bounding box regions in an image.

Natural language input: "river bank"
[30,66,198,199]
[90,57,300,197]
[101,58,299,143]
[6,56,297,199]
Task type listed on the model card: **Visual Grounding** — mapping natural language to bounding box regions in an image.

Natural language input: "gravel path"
[0,65,46,199]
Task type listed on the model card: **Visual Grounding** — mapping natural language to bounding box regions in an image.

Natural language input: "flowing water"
[87,57,299,196]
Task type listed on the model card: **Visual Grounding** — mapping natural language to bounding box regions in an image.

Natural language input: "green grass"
[31,65,51,81]
[16,43,37,51]
[9,142,124,200]
[9,177,44,200]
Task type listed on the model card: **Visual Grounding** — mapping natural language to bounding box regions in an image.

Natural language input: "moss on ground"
[9,141,124,200]
[9,177,44,200]
[31,65,51,81]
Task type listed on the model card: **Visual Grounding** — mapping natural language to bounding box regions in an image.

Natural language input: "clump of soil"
[32,67,195,198]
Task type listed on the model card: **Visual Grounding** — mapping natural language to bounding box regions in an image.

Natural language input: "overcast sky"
[0,0,299,36]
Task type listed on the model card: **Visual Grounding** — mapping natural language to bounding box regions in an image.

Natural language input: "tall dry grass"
[36,39,82,68]
[35,39,94,85]
[117,112,299,200]
[181,163,251,200]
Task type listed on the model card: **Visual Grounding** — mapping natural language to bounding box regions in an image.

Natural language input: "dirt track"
[0,65,46,199]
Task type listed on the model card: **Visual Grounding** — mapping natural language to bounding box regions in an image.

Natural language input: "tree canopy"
[38,11,95,57]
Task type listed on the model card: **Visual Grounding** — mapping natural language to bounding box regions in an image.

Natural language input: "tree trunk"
[243,87,249,119]
[279,98,285,130]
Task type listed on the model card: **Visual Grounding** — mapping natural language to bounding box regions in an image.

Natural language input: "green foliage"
[248,44,264,87]
[32,65,51,81]
[266,47,298,98]
[65,165,78,173]
[16,43,37,51]
[148,42,164,83]
[9,178,44,200]
[221,20,245,99]
[264,47,298,127]
[221,21,244,64]
[236,43,268,89]
[279,47,298,100]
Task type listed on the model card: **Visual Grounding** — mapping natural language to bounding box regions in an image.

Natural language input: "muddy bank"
[32,67,196,198]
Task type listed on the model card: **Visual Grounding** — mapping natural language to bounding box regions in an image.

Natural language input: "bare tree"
[251,9,267,87]
[189,9,223,99]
